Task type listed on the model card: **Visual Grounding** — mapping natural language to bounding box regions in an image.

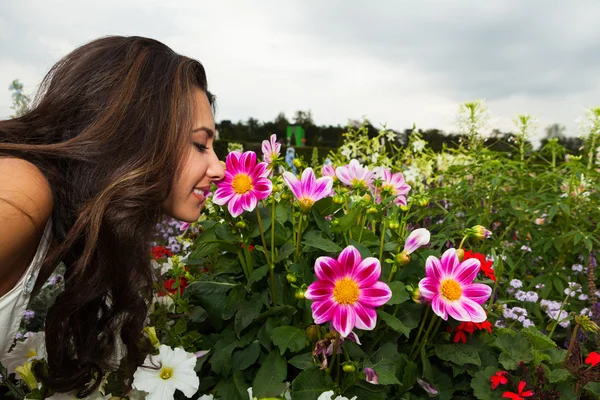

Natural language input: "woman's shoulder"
[0,157,54,295]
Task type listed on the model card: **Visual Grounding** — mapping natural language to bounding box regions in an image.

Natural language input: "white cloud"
[1,0,598,140]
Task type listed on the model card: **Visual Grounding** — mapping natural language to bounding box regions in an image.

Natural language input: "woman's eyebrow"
[191,127,214,138]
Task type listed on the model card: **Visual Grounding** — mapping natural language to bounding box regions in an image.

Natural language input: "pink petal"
[311,299,337,324]
[228,197,244,218]
[462,283,492,304]
[240,151,256,173]
[431,295,448,320]
[425,256,443,281]
[332,305,356,337]
[335,165,352,186]
[418,277,439,301]
[301,168,317,196]
[455,297,487,322]
[393,196,407,207]
[261,140,270,159]
[250,162,269,180]
[403,228,430,255]
[453,259,480,285]
[226,151,242,173]
[252,179,273,200]
[283,171,303,199]
[440,248,459,277]
[241,193,258,212]
[358,281,392,307]
[352,257,381,287]
[314,257,344,282]
[353,303,377,330]
[312,177,333,201]
[305,280,335,301]
[337,246,361,276]
[212,187,234,205]
[446,300,472,321]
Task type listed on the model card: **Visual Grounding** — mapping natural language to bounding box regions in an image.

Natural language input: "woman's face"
[161,88,225,222]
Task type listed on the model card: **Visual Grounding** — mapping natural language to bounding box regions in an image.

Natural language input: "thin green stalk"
[458,235,467,250]
[488,277,499,308]
[255,207,271,265]
[295,216,303,261]
[271,197,276,265]
[548,295,569,339]
[378,221,386,263]
[327,331,341,375]
[358,212,366,243]
[237,249,249,280]
[563,324,580,368]
[411,312,438,360]
[409,307,430,356]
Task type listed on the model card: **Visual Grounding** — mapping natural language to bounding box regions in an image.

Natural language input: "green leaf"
[216,224,241,242]
[543,348,568,365]
[302,230,342,253]
[386,281,410,305]
[434,344,481,366]
[334,207,362,232]
[291,369,335,400]
[223,285,247,320]
[348,238,373,259]
[377,309,411,337]
[184,281,235,331]
[253,350,288,398]
[275,242,295,263]
[247,265,269,287]
[215,370,250,400]
[585,382,600,396]
[548,368,570,383]
[190,241,220,259]
[312,207,332,237]
[367,342,401,385]
[189,306,208,323]
[494,332,534,370]
[288,352,318,370]
[232,341,261,372]
[471,366,505,400]
[272,326,307,355]
[397,355,418,394]
[522,326,557,350]
[234,293,263,337]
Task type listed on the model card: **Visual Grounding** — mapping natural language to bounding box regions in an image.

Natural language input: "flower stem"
[562,323,580,368]
[255,207,271,266]
[548,295,569,339]
[411,312,438,361]
[409,307,430,356]
[378,221,386,264]
[269,197,278,305]
[327,331,341,375]
[237,249,249,280]
[295,216,303,261]
[487,277,499,309]
[458,235,468,250]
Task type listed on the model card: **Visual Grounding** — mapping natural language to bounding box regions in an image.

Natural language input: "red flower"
[151,246,173,260]
[463,250,496,281]
[475,321,493,334]
[490,370,509,389]
[585,351,600,367]
[447,321,492,343]
[502,381,534,399]
[163,277,188,295]
[240,243,255,251]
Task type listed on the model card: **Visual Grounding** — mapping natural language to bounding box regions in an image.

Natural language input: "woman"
[0,36,225,395]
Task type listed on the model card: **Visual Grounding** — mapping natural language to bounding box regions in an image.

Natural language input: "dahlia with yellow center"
[304,246,392,337]
[213,151,272,218]
[283,167,333,213]
[418,248,492,322]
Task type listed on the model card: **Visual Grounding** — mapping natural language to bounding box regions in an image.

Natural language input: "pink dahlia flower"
[374,167,411,206]
[283,168,333,212]
[304,246,392,337]
[261,134,281,164]
[418,248,492,322]
[212,151,272,218]
[335,159,374,190]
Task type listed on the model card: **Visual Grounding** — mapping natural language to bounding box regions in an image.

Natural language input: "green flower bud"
[468,225,492,240]
[305,324,321,343]
[295,289,305,299]
[399,204,409,212]
[286,273,297,284]
[235,221,247,229]
[394,251,411,267]
[456,248,464,261]
[389,221,400,230]
[333,194,345,205]
[342,362,356,373]
[576,315,600,333]
[293,159,303,168]
[366,207,378,215]
[281,192,292,200]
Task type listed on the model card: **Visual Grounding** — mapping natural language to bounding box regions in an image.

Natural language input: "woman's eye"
[194,142,209,153]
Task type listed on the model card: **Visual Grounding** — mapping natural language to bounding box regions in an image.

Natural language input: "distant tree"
[545,123,566,139]
[9,79,30,117]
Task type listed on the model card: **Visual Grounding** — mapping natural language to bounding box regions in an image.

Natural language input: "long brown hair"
[0,36,214,396]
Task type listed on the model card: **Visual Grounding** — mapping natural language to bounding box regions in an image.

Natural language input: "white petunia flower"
[2,332,47,374]
[198,395,215,400]
[317,390,358,400]
[132,345,199,400]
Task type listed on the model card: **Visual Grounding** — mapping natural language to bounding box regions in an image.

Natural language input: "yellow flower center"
[351,179,366,189]
[333,277,360,305]
[26,350,36,358]
[298,197,314,211]
[232,174,253,194]
[440,279,462,301]
[160,367,174,380]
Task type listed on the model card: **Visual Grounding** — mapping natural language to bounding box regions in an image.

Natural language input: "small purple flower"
[364,367,379,385]
[23,310,35,321]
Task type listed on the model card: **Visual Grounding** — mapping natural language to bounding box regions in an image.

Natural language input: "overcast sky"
[1,0,599,144]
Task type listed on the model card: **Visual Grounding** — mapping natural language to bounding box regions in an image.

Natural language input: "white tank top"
[0,217,53,358]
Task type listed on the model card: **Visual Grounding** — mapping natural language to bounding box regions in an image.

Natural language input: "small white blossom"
[520,245,532,252]
[579,294,589,301]
[572,264,584,273]
[510,279,523,289]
